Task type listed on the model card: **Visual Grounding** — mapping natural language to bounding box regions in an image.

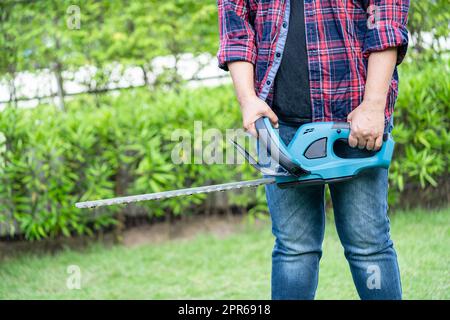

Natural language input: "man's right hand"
[239,95,279,137]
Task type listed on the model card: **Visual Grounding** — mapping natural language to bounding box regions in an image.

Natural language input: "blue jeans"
[265,122,402,300]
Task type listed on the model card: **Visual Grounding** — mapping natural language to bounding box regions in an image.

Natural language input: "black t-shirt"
[273,0,312,124]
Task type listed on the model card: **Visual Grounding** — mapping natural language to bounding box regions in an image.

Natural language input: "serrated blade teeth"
[75,177,276,209]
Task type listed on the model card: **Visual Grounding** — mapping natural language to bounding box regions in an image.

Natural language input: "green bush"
[0,59,448,240]
[0,86,260,240]
[390,58,449,207]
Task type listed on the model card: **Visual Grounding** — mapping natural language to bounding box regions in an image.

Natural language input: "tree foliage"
[408,1,450,54]
[0,0,218,103]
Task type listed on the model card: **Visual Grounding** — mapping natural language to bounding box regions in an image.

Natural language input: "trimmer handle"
[255,117,309,176]
[330,121,391,148]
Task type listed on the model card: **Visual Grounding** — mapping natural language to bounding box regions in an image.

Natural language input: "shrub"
[390,58,449,207]
[0,59,448,240]
[0,86,258,240]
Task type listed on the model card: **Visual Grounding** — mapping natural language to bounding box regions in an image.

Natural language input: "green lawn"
[0,208,449,300]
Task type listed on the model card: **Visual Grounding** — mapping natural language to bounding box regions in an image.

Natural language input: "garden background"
[0,0,448,299]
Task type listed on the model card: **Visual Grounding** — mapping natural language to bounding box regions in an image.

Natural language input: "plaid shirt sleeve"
[217,0,257,71]
[361,0,410,65]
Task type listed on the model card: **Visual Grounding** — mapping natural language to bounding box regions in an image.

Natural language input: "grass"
[0,208,449,300]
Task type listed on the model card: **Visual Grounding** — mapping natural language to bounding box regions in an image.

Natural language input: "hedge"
[0,59,448,240]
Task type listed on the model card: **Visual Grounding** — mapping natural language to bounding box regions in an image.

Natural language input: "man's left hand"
[347,100,385,151]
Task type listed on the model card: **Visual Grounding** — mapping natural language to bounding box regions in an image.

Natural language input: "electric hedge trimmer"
[76,118,394,209]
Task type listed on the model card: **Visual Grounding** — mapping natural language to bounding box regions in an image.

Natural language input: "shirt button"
[282,22,287,28]
[266,80,271,85]
[276,52,281,58]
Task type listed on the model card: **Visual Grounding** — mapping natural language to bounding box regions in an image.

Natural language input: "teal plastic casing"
[255,117,395,186]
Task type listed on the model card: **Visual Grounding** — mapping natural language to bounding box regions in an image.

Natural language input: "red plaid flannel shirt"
[217,0,409,124]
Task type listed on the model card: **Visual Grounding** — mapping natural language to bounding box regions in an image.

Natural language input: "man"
[217,0,409,299]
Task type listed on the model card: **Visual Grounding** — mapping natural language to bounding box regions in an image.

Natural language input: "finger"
[361,130,372,138]
[347,112,353,122]
[348,133,358,148]
[357,137,366,149]
[366,137,375,151]
[246,122,257,137]
[264,108,279,128]
[374,135,383,151]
